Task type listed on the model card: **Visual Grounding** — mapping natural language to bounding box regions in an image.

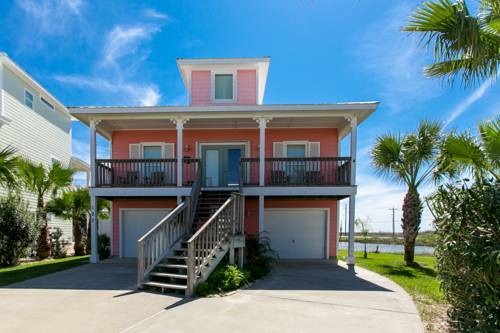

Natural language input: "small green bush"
[245,232,279,279]
[197,263,249,296]
[0,195,39,267]
[430,182,500,332]
[49,227,68,258]
[98,234,111,260]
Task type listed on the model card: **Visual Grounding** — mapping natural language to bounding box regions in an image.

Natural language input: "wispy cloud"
[444,78,494,127]
[143,8,170,20]
[55,75,161,106]
[357,2,442,113]
[16,0,84,35]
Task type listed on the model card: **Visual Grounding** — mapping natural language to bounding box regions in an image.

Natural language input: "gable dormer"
[177,57,270,106]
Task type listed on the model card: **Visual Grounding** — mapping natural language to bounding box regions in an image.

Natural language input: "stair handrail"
[137,201,189,288]
[186,193,244,296]
[188,162,202,230]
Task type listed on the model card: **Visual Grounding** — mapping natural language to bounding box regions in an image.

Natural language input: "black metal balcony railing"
[240,157,351,186]
[95,158,200,187]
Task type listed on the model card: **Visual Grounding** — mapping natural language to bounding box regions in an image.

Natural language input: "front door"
[202,145,244,187]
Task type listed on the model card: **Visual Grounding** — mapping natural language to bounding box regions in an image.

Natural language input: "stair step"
[142,281,187,290]
[149,272,188,279]
[166,256,188,260]
[157,263,187,269]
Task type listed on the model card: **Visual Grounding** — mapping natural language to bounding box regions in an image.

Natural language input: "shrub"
[197,263,249,296]
[245,232,279,279]
[430,182,500,332]
[49,227,68,258]
[98,234,111,260]
[0,195,39,267]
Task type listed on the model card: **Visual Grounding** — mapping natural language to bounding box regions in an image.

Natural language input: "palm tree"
[371,120,442,264]
[19,160,73,259]
[404,0,500,87]
[0,146,19,188]
[436,116,500,181]
[47,188,89,256]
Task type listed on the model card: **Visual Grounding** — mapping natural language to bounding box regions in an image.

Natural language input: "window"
[143,145,162,159]
[286,144,307,158]
[214,74,233,100]
[41,96,54,110]
[24,89,34,109]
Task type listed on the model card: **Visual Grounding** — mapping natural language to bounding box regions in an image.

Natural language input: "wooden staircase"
[138,189,245,296]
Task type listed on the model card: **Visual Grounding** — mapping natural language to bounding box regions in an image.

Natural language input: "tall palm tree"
[404,0,500,87]
[436,116,500,181]
[0,146,19,188]
[19,160,73,259]
[372,120,442,264]
[47,188,89,256]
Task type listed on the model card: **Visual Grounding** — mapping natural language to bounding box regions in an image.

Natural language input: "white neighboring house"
[0,52,89,244]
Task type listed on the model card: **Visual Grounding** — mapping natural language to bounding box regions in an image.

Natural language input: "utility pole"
[389,207,397,237]
[344,204,348,238]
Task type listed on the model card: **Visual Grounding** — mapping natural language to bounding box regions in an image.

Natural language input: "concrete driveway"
[0,259,424,333]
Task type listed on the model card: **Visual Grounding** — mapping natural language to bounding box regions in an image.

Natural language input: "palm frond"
[371,134,408,184]
[0,146,19,187]
[478,116,500,171]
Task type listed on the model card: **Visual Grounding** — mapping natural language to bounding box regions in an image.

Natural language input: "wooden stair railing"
[186,193,244,296]
[137,201,190,288]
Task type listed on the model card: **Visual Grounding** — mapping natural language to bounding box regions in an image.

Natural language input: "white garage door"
[265,209,327,259]
[121,209,171,258]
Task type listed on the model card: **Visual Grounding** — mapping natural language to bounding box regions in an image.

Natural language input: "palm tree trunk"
[36,195,51,259]
[402,188,422,264]
[73,214,85,256]
[85,217,91,255]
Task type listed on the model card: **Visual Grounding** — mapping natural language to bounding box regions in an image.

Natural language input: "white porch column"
[346,114,357,265]
[258,195,265,233]
[173,118,188,187]
[89,119,97,187]
[90,192,99,263]
[254,117,271,186]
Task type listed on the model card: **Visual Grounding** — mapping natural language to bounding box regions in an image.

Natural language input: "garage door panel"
[122,209,171,258]
[265,209,327,259]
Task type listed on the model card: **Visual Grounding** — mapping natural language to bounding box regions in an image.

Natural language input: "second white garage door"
[121,209,171,258]
[265,209,328,259]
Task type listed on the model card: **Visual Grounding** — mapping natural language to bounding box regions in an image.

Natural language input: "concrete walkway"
[0,259,424,333]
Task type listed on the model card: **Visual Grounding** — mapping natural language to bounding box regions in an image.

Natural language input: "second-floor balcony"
[95,157,351,188]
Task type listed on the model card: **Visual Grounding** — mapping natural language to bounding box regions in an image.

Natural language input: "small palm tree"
[0,146,19,188]
[19,160,73,259]
[372,120,442,264]
[84,196,110,255]
[47,188,89,256]
[436,116,500,181]
[404,0,500,87]
[355,217,370,259]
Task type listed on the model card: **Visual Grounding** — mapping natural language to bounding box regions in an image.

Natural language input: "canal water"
[339,242,435,255]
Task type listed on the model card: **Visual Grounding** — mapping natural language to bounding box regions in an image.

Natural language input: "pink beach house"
[70,57,378,296]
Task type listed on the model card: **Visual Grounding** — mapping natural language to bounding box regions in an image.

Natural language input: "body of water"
[339,242,435,255]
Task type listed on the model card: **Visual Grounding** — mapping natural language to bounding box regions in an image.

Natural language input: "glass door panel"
[286,144,306,184]
[204,149,220,187]
[226,148,242,186]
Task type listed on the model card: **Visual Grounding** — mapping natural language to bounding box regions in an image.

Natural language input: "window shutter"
[129,144,141,159]
[163,143,175,159]
[273,142,284,157]
[308,142,320,157]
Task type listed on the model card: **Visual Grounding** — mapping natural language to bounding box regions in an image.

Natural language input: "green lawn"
[0,256,89,286]
[338,250,447,332]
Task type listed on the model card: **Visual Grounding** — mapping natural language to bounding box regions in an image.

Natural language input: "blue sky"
[1,0,498,232]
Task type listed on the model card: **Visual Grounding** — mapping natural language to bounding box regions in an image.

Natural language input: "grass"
[338,250,448,333]
[0,256,89,286]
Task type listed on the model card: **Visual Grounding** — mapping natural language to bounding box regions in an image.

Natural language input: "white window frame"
[211,70,236,103]
[283,141,309,157]
[24,88,34,110]
[40,96,55,111]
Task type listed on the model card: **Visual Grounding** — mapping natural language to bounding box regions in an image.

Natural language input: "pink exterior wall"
[111,198,178,256]
[244,197,338,258]
[111,128,338,159]
[190,70,257,106]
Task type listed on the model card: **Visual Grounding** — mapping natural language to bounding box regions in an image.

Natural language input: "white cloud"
[143,8,170,20]
[357,2,442,113]
[55,75,161,106]
[16,0,83,35]
[444,78,494,127]
[342,173,435,233]
[102,25,160,68]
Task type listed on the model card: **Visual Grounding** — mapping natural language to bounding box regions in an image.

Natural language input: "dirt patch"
[414,295,449,333]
